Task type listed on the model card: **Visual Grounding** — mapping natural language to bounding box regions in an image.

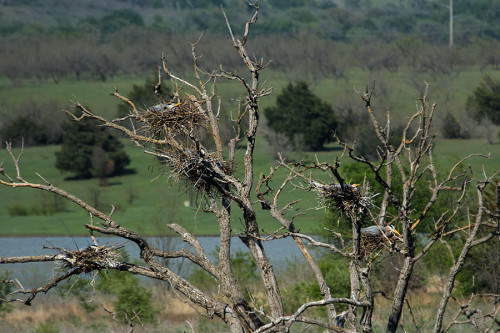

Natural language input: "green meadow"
[0,69,499,237]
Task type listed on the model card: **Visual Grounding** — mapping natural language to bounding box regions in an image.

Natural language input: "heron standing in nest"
[332,183,360,191]
[361,224,401,238]
[149,102,181,113]
[359,224,402,256]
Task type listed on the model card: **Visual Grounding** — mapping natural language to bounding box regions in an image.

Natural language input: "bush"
[34,323,59,333]
[456,180,500,296]
[0,271,13,316]
[264,81,337,151]
[6,193,66,216]
[466,75,500,124]
[97,270,159,325]
[189,249,259,294]
[0,100,63,147]
[354,124,407,161]
[441,112,470,139]
[282,255,350,315]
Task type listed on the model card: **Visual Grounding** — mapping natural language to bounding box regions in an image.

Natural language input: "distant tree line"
[1,31,500,85]
[1,1,500,84]
[2,1,500,43]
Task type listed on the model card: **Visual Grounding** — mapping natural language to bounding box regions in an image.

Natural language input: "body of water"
[0,236,317,288]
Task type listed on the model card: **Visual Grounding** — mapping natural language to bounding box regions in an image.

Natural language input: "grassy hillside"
[1,138,498,237]
[0,69,499,236]
[2,67,499,121]
[0,139,327,236]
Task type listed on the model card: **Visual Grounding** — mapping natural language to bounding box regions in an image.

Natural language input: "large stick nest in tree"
[138,98,207,135]
[360,234,390,257]
[166,145,230,193]
[319,184,373,219]
[56,245,123,273]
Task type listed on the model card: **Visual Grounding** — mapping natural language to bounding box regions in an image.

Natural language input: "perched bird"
[149,102,181,113]
[361,224,401,238]
[332,183,360,191]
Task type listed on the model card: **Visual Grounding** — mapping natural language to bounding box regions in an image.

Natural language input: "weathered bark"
[433,186,486,333]
[386,256,414,333]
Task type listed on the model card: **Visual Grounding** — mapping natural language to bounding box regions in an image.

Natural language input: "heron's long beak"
[391,228,402,237]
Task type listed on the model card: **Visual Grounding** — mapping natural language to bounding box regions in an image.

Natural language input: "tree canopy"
[264,81,337,150]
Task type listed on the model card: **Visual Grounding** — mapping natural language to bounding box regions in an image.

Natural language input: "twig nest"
[59,245,122,273]
[167,146,229,192]
[359,225,402,257]
[320,183,372,218]
[140,99,207,134]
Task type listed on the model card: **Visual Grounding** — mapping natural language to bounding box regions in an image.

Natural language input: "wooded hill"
[1,0,500,43]
[0,0,499,85]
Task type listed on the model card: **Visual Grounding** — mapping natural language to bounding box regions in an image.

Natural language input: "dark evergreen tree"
[264,81,337,150]
[441,112,469,139]
[55,109,130,179]
[466,75,500,124]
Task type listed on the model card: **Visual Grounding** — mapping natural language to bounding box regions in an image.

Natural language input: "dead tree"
[1,5,499,333]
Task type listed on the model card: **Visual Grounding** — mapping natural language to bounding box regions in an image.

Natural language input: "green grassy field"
[0,69,499,236]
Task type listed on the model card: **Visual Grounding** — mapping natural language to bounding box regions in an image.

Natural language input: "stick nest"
[59,245,122,273]
[167,146,230,192]
[359,233,400,258]
[138,99,207,135]
[319,184,373,218]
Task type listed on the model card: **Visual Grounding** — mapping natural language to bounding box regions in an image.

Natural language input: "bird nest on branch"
[166,146,230,193]
[319,183,373,218]
[138,98,207,135]
[359,225,402,257]
[57,245,122,273]
[360,234,395,257]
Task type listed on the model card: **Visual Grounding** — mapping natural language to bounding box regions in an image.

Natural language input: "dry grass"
[371,278,499,332]
[2,275,498,332]
[2,290,202,333]
[2,295,93,332]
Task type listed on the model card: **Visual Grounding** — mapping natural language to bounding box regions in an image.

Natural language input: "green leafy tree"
[466,75,500,124]
[55,108,131,179]
[264,81,337,151]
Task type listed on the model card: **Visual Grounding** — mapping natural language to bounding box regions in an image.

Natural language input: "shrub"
[282,255,350,315]
[34,323,59,333]
[189,249,259,296]
[0,271,13,316]
[97,270,159,325]
[466,75,500,124]
[441,112,470,139]
[0,100,63,147]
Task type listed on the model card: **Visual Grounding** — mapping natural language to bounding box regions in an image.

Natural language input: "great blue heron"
[332,183,360,191]
[361,224,401,238]
[149,102,181,113]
